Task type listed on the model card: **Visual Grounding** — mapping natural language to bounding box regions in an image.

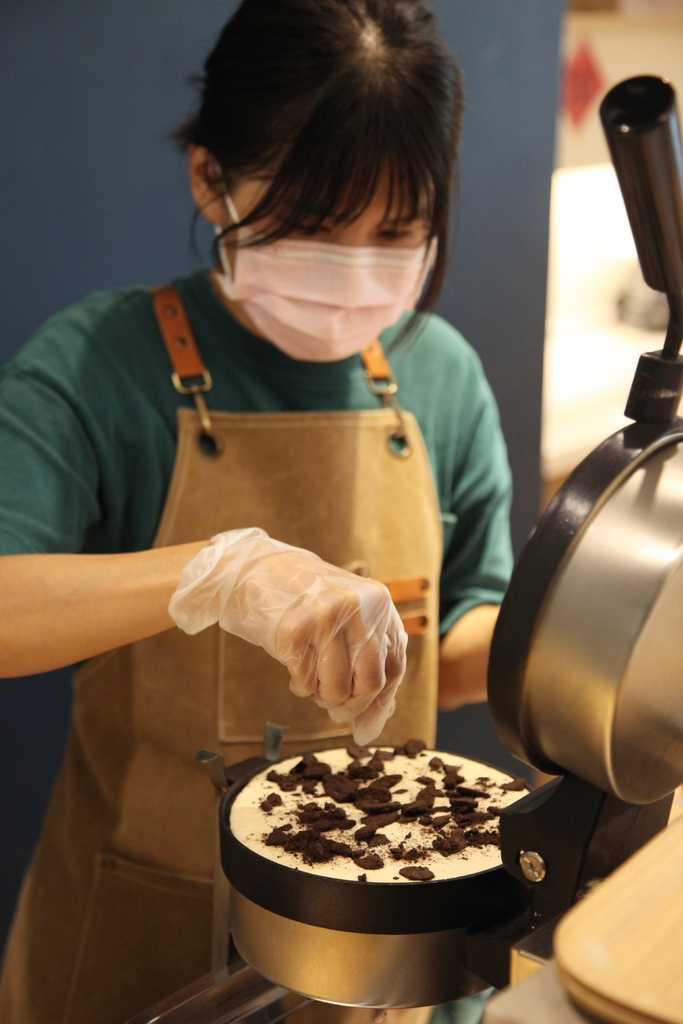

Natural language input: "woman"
[0,1,513,1022]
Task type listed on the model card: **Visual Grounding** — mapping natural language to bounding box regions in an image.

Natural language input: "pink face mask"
[214,196,435,362]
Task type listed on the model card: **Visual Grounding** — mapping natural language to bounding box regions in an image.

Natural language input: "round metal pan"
[219,755,528,1008]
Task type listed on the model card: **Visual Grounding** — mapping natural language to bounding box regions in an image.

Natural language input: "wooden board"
[554,816,683,1024]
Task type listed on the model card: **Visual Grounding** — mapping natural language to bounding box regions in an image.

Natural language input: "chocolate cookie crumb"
[395,739,426,758]
[354,852,385,870]
[399,866,435,881]
[322,773,358,802]
[500,777,527,792]
[260,792,283,812]
[266,770,299,792]
[455,785,490,798]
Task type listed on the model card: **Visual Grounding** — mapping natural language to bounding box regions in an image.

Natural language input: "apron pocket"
[66,852,212,1024]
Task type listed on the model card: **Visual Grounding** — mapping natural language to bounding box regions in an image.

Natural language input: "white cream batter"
[229,746,528,883]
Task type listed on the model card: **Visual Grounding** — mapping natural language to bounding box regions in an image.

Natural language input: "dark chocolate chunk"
[322,773,358,802]
[354,787,400,814]
[300,754,332,779]
[455,785,489,798]
[264,825,293,846]
[464,829,500,848]
[431,814,452,829]
[368,773,403,790]
[266,770,300,792]
[359,811,400,829]
[448,797,478,813]
[354,823,379,842]
[432,828,467,856]
[347,760,381,781]
[500,777,527,792]
[354,852,385,870]
[399,866,435,881]
[373,748,396,761]
[442,765,465,789]
[295,801,355,832]
[394,739,426,758]
[355,810,399,841]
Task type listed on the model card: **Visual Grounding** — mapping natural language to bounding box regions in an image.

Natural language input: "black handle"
[600,76,683,420]
[600,75,683,297]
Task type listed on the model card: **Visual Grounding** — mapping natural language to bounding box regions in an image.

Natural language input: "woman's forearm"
[437,603,500,710]
[0,544,205,677]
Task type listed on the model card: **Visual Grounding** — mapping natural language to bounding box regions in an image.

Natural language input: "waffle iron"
[126,75,683,1024]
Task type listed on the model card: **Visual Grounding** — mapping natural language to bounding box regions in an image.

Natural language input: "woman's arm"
[0,537,407,746]
[0,545,205,677]
[437,603,500,710]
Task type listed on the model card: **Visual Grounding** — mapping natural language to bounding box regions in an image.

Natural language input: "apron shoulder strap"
[151,284,213,434]
[152,284,394,393]
[151,283,403,440]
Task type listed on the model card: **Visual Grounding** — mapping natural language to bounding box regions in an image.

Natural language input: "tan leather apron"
[0,288,443,1024]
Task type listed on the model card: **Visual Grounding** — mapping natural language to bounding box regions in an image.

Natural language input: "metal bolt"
[519,850,547,883]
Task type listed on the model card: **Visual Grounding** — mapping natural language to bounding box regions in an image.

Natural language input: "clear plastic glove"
[168,528,408,744]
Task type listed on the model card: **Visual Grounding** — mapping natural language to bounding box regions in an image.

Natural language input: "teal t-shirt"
[0,270,513,633]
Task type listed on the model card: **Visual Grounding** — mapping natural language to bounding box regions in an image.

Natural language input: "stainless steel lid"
[489,430,683,803]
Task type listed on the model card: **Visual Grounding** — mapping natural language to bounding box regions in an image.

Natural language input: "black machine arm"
[600,75,683,422]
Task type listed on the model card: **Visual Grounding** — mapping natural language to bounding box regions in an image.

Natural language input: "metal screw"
[519,850,547,882]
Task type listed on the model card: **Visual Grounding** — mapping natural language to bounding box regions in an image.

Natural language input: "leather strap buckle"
[361,339,412,458]
[152,285,214,435]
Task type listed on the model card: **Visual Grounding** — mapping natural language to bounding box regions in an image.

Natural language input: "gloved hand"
[168,528,408,744]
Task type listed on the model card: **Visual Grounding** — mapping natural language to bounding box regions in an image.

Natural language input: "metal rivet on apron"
[198,432,222,458]
[388,428,412,458]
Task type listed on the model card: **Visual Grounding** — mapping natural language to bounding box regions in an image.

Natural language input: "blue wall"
[0,1,563,953]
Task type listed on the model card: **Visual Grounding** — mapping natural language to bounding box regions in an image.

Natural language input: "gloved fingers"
[316,615,407,743]
[349,627,407,743]
[286,641,319,699]
[276,580,363,697]
[278,578,407,733]
[351,669,404,745]
[309,632,355,710]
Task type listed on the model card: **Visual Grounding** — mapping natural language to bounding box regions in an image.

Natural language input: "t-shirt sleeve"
[0,362,102,554]
[438,360,513,635]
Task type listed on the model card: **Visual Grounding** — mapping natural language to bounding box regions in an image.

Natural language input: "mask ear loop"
[214,193,243,296]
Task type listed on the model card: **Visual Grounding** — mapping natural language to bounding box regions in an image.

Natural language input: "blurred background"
[544,0,683,505]
[4,0,681,959]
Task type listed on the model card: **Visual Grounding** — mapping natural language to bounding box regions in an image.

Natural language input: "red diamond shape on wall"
[563,40,605,128]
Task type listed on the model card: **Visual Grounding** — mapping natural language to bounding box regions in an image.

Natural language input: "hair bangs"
[233,83,440,245]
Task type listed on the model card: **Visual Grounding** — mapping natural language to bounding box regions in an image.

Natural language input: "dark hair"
[175,0,463,318]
